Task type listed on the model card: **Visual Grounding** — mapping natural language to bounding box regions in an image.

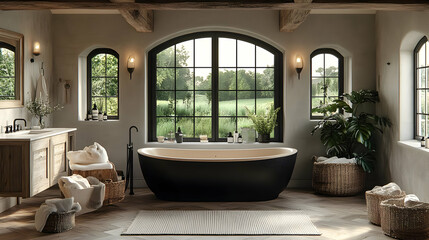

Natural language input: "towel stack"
[67,142,113,170]
[316,156,357,164]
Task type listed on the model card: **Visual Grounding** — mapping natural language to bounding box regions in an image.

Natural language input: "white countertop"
[0,128,77,141]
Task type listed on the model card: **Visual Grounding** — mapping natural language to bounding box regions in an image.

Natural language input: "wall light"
[31,42,41,63]
[295,56,303,80]
[127,56,135,80]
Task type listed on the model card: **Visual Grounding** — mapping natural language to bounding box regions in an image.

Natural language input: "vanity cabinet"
[0,130,75,198]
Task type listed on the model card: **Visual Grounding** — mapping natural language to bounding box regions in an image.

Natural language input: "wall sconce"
[127,56,135,80]
[30,41,40,63]
[295,56,303,80]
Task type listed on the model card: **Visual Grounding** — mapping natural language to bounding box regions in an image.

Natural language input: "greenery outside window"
[415,36,429,138]
[310,48,344,119]
[87,48,119,119]
[0,42,15,100]
[148,32,283,142]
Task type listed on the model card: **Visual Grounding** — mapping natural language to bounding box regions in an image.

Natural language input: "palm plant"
[311,89,391,173]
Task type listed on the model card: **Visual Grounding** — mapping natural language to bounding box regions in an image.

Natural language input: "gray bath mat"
[122,210,321,236]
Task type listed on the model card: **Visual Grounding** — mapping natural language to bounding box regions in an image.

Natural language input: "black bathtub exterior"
[138,151,297,202]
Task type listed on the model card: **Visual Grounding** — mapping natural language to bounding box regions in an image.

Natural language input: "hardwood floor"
[0,187,392,240]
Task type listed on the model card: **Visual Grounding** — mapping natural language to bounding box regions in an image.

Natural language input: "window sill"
[398,139,429,152]
[78,119,120,123]
[143,141,286,149]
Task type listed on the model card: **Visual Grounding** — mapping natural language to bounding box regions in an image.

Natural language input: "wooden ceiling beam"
[0,1,429,11]
[280,0,312,32]
[118,8,153,32]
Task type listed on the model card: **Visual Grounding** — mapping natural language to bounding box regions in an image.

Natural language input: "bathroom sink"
[27,130,51,134]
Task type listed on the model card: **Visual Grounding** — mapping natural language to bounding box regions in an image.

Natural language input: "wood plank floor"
[0,187,392,240]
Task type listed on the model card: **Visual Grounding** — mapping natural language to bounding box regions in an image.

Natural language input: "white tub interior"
[138,147,297,162]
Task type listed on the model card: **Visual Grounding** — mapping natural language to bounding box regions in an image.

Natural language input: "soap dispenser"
[175,127,183,143]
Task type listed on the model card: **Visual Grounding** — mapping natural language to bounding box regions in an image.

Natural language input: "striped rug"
[122,210,321,236]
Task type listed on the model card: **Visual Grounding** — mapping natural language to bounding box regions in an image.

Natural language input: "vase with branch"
[26,99,62,129]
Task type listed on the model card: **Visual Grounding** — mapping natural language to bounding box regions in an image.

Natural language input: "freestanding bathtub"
[137,147,297,201]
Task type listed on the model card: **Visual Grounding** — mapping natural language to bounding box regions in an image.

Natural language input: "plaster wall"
[376,11,429,201]
[0,10,53,212]
[52,10,376,187]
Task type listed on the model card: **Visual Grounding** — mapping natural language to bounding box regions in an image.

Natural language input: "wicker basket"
[103,179,125,205]
[365,190,406,226]
[380,198,429,240]
[312,158,365,196]
[72,163,124,205]
[42,210,76,233]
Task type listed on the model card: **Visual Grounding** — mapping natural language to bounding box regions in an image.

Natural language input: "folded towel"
[69,162,113,171]
[34,198,81,232]
[317,156,357,164]
[67,142,109,165]
[369,182,402,196]
[59,174,91,190]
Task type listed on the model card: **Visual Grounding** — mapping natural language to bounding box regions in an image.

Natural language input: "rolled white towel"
[67,142,109,165]
[404,194,421,207]
[316,156,330,162]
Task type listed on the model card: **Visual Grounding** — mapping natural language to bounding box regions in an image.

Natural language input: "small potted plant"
[26,99,62,129]
[246,104,280,143]
[311,89,391,196]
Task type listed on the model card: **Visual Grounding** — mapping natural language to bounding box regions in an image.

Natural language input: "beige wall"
[376,11,429,201]
[0,10,53,213]
[52,10,376,188]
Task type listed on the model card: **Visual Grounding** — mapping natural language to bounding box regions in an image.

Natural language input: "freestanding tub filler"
[137,147,297,201]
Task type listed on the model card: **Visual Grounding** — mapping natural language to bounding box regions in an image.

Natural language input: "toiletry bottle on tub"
[92,104,98,120]
[175,127,183,143]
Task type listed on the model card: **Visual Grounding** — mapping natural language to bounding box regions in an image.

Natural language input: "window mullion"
[213,36,219,141]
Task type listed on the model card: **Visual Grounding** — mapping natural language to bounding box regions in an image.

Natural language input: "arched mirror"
[0,28,23,108]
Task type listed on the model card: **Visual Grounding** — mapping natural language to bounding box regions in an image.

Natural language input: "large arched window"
[87,48,119,119]
[148,32,283,142]
[310,48,344,119]
[415,36,429,138]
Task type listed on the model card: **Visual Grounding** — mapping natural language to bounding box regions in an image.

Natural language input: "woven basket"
[380,198,429,240]
[312,158,365,196]
[72,167,118,182]
[42,210,76,233]
[365,190,406,226]
[103,179,125,205]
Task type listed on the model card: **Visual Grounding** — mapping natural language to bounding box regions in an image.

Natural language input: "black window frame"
[310,48,344,119]
[87,48,120,120]
[148,31,283,142]
[414,36,428,138]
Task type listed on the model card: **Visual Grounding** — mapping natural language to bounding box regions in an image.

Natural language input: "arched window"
[87,48,119,119]
[148,32,283,142]
[310,48,344,119]
[415,36,429,138]
[0,42,16,100]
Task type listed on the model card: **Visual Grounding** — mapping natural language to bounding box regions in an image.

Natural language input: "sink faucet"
[13,118,27,132]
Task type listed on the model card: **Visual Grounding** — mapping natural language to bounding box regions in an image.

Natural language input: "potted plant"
[311,89,391,195]
[26,99,62,129]
[246,104,280,143]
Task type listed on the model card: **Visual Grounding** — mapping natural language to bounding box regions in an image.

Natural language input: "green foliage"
[245,104,280,136]
[311,89,392,173]
[26,99,63,126]
[0,48,15,100]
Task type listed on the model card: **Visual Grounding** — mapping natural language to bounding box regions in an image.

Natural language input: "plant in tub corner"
[26,99,63,129]
[311,89,391,173]
[246,104,280,143]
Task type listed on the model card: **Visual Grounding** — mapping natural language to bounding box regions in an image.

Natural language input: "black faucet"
[13,118,27,132]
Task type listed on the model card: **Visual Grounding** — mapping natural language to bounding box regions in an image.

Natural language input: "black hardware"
[125,126,139,195]
[13,118,26,132]
[5,125,13,134]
